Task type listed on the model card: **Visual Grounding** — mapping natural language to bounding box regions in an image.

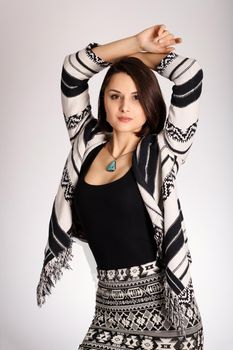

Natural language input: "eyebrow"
[107,89,138,94]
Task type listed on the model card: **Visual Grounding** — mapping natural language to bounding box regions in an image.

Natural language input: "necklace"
[105,141,136,172]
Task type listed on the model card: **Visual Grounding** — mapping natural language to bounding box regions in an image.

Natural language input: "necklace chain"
[106,141,136,160]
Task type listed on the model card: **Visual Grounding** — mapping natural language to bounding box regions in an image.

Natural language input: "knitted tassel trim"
[163,278,187,341]
[36,239,75,307]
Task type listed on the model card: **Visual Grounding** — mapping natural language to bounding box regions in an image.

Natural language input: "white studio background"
[0,1,232,349]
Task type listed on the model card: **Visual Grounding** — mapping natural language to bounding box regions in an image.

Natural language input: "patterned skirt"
[78,259,204,350]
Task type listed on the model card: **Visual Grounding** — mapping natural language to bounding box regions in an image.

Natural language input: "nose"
[120,97,130,112]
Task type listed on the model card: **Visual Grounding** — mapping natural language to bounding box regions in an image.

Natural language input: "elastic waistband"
[96,259,164,282]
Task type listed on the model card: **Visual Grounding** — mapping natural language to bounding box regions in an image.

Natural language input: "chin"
[113,126,136,132]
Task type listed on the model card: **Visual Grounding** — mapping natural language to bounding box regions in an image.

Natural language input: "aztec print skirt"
[78,259,204,350]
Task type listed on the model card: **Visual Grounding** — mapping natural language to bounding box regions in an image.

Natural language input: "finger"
[158,30,170,39]
[158,24,166,36]
[157,32,182,43]
[157,33,173,43]
[167,38,182,45]
[155,30,172,42]
[165,47,175,52]
[159,37,182,46]
[175,37,182,43]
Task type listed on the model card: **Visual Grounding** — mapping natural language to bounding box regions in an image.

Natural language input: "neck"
[107,131,141,158]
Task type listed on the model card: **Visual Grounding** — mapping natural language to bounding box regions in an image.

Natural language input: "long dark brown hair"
[94,56,167,138]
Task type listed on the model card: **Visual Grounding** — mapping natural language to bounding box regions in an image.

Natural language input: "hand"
[135,24,182,54]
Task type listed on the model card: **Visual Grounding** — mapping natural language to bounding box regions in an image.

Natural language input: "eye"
[109,94,139,100]
[110,94,119,99]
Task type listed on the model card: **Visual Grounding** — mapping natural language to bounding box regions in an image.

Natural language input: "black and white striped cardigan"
[36,42,203,337]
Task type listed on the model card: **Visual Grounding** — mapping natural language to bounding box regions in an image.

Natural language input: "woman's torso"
[73,142,158,269]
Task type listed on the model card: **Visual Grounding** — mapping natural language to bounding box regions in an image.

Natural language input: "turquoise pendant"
[106,160,116,172]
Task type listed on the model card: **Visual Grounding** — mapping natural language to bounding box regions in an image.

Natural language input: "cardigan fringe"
[163,277,187,340]
[36,239,75,307]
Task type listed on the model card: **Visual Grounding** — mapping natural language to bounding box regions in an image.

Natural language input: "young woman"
[37,24,204,349]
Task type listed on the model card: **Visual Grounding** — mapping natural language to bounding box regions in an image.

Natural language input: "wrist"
[124,35,142,55]
[134,34,144,52]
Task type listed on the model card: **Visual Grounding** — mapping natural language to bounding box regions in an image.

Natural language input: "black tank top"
[73,143,157,269]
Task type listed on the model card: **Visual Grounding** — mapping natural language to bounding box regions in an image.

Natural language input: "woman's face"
[103,72,147,134]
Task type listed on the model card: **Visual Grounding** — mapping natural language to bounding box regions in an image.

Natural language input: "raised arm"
[155,53,203,165]
[61,42,111,146]
[129,26,203,165]
[132,50,203,165]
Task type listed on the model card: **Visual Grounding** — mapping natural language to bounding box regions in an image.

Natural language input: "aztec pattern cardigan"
[36,42,203,337]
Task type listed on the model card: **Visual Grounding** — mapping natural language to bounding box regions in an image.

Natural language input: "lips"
[118,116,132,122]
